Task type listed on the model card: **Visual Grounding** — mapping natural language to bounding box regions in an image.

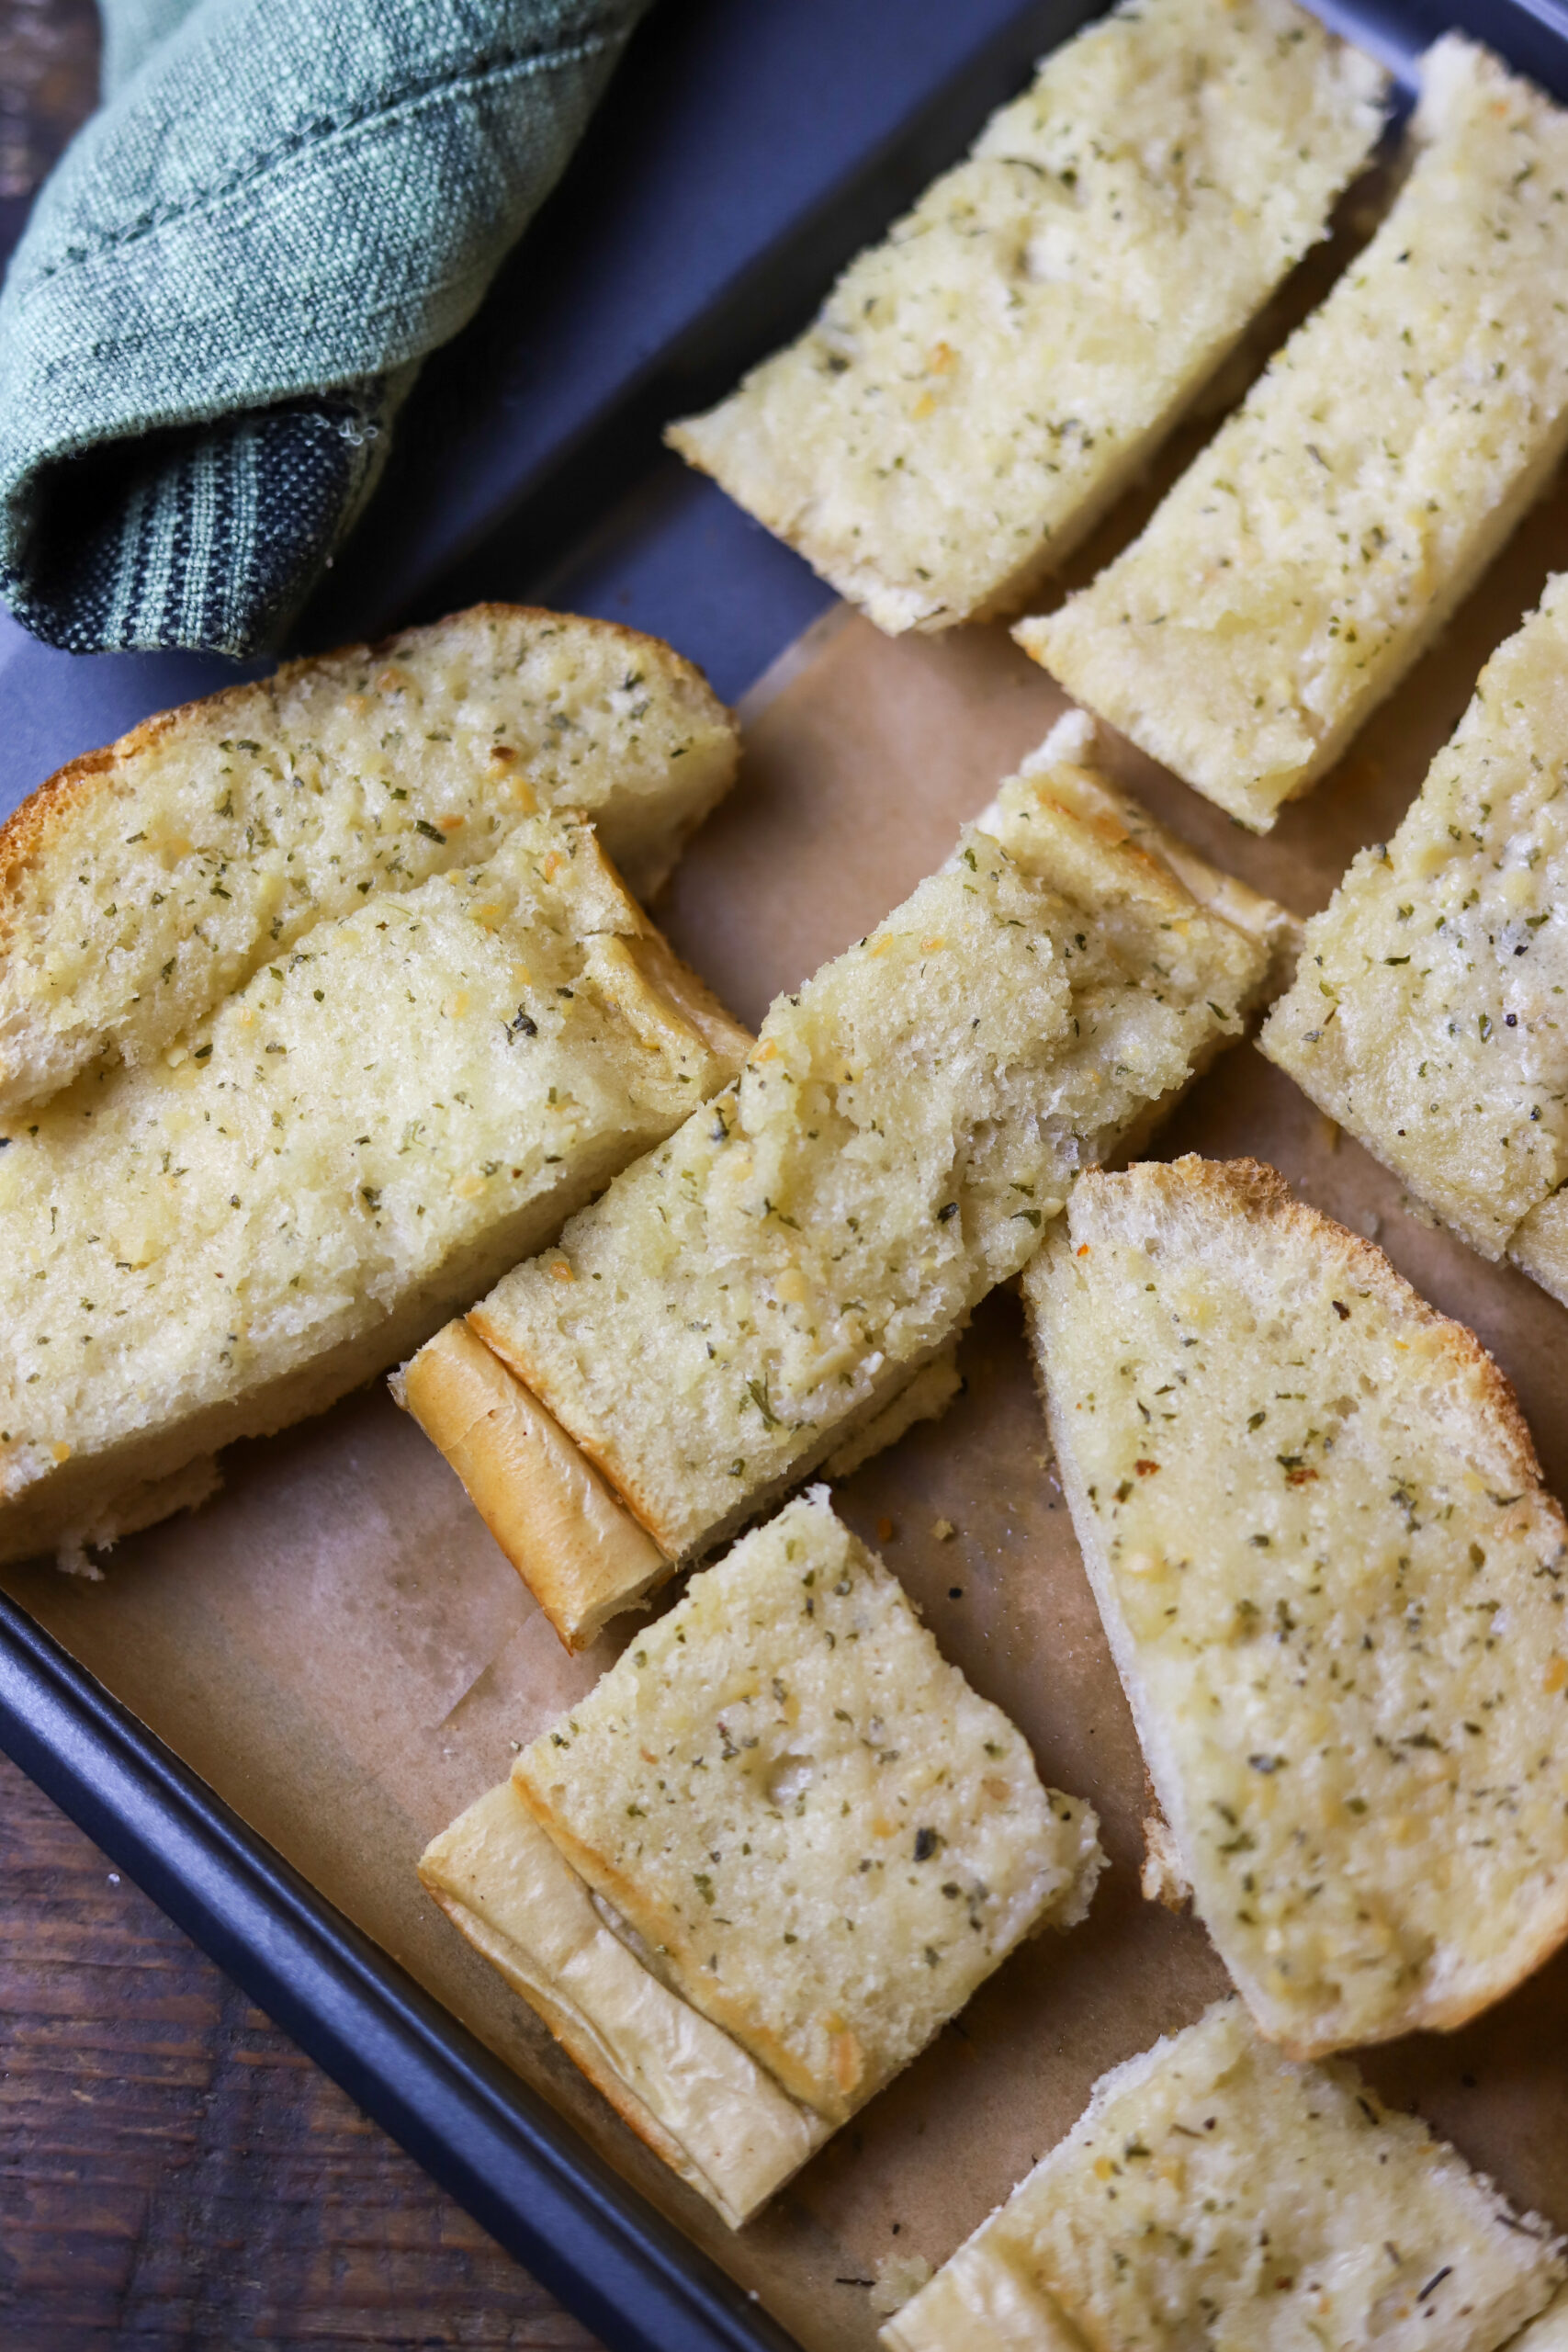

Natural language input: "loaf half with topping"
[1020,36,1568,827]
[1024,1157,1568,2057]
[400,717,1293,1648]
[423,1490,1102,2224]
[0,605,737,1114]
[0,653,750,1569]
[884,1998,1564,2352]
[1263,576,1568,1301]
[667,0,1386,636]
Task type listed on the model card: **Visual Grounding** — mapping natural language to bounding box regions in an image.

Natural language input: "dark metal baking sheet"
[3,0,1565,2344]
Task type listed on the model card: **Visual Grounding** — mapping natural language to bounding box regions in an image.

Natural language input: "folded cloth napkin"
[0,0,650,657]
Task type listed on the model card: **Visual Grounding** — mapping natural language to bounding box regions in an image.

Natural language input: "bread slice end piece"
[397,1321,671,1650]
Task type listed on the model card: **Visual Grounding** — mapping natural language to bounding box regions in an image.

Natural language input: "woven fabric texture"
[0,0,650,656]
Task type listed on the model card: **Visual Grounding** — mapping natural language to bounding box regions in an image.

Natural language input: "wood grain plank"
[0,1747,601,2350]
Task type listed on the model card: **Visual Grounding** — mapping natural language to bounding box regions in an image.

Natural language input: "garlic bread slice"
[0,605,736,1113]
[1263,574,1568,1295]
[404,722,1286,1647]
[512,1490,1103,2128]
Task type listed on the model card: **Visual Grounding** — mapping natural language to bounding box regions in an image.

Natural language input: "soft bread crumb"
[1263,572,1568,1280]
[670,0,1386,632]
[884,2001,1564,2352]
[513,1490,1103,2126]
[1139,1812,1190,1910]
[1022,38,1568,825]
[1513,2290,1568,2350]
[1025,1156,1568,2056]
[822,1346,962,1480]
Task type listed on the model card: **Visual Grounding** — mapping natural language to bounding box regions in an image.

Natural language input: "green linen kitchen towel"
[0,0,651,657]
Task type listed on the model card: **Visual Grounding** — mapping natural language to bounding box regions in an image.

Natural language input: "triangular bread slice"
[1023,1156,1568,2057]
[884,1998,1564,2352]
[0,812,750,1570]
[1019,37,1568,827]
[400,717,1294,1649]
[509,1490,1103,2131]
[669,0,1386,634]
[0,605,736,1114]
[1263,573,1568,1300]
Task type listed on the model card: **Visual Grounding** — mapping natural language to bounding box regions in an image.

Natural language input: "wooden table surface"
[0,6,604,2341]
[0,1748,602,2350]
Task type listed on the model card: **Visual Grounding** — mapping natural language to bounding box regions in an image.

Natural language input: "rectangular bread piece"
[510,1490,1104,2130]
[403,717,1291,1647]
[1020,36,1568,828]
[0,605,738,1113]
[1263,574,1568,1289]
[1023,1157,1568,2058]
[0,815,750,1570]
[418,1778,829,2230]
[668,0,1386,635]
[884,1999,1563,2352]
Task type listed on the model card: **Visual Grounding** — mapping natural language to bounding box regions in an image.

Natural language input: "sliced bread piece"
[1023,1156,1568,2057]
[0,605,737,1114]
[401,719,1291,1647]
[509,1490,1103,2131]
[0,816,750,1570]
[668,0,1386,636]
[1020,37,1568,828]
[419,1778,830,2229]
[1262,575,1568,1292]
[884,1998,1564,2352]
[396,1318,671,1652]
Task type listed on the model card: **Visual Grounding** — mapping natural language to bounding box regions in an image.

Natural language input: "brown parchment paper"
[9,466,1568,2350]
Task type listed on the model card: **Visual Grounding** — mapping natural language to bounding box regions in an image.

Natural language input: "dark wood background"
[0,5,602,2340]
[0,1747,600,2349]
